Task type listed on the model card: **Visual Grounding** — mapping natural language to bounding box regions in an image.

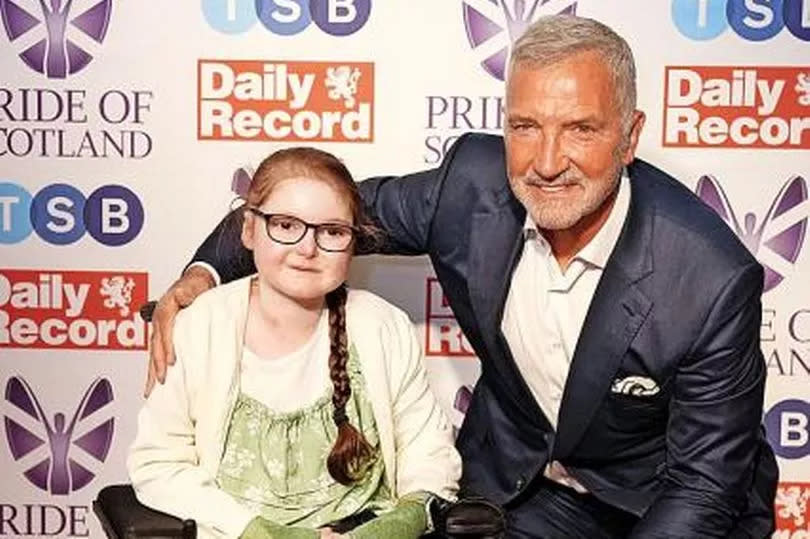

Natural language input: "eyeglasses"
[247,208,357,252]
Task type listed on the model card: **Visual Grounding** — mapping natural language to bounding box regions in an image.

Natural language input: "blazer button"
[515,476,525,491]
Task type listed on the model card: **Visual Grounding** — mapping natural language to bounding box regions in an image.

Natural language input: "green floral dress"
[216,345,395,528]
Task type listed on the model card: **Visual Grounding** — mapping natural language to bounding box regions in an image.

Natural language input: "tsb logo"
[672,0,810,41]
[765,399,810,459]
[202,0,371,36]
[0,182,144,246]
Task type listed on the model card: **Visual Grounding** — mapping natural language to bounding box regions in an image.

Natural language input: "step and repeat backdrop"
[1,0,808,536]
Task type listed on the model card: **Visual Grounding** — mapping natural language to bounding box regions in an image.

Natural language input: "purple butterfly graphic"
[462,0,577,80]
[452,385,474,438]
[501,0,541,42]
[4,376,114,494]
[0,0,113,78]
[231,166,253,199]
[696,175,808,293]
[454,385,474,415]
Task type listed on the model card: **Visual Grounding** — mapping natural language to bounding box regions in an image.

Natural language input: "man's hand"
[145,265,215,396]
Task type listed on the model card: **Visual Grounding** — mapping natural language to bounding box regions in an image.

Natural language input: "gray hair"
[508,15,637,126]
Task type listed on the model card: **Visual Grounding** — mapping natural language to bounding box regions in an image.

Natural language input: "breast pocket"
[603,371,672,424]
[602,376,671,434]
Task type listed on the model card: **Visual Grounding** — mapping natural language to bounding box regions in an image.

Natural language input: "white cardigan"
[127,277,461,539]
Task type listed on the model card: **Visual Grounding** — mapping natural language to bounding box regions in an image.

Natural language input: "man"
[148,15,777,538]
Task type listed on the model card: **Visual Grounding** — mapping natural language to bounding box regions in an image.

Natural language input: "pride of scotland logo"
[4,376,114,494]
[0,0,113,78]
[696,175,808,292]
[462,0,577,80]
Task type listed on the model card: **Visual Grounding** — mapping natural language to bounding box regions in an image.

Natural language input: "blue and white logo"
[672,0,810,41]
[202,0,371,36]
[0,182,144,246]
[765,399,810,459]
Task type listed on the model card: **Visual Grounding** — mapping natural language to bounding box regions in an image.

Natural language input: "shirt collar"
[523,169,631,270]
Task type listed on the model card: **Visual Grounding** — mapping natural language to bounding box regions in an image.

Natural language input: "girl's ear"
[241,210,255,251]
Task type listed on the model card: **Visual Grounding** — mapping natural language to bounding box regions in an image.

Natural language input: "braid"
[327,284,351,412]
[325,285,374,485]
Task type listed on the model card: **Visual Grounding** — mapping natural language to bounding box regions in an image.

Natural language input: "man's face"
[504,50,644,232]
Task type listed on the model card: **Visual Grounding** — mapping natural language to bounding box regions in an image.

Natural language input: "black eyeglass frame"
[247,207,358,253]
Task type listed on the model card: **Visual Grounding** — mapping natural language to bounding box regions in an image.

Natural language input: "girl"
[128,148,461,538]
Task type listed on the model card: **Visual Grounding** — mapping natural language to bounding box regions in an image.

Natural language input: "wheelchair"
[94,484,196,538]
[92,303,504,538]
[93,483,505,538]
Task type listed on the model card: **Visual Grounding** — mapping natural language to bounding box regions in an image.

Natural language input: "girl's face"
[242,176,354,302]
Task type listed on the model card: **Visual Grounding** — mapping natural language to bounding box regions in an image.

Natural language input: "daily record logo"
[0,269,148,350]
[775,483,810,537]
[425,278,475,357]
[0,0,113,78]
[695,175,808,292]
[766,399,810,459]
[198,60,374,142]
[663,67,810,149]
[4,376,113,495]
[462,0,577,81]
[672,0,810,41]
[0,182,144,246]
[202,0,371,36]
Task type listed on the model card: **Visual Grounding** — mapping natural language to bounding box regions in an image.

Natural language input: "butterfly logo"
[231,166,253,199]
[454,385,473,415]
[0,0,113,78]
[696,175,808,293]
[4,376,114,494]
[451,385,474,438]
[462,0,577,80]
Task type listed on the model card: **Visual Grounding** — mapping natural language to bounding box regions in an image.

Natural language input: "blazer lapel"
[467,196,547,421]
[553,175,655,459]
[468,210,522,343]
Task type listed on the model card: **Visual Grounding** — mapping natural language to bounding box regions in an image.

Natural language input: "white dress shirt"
[501,173,631,491]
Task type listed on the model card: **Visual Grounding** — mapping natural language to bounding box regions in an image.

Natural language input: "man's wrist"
[183,263,217,288]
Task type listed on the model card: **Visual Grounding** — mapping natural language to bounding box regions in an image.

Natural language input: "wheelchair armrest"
[93,484,196,538]
[431,496,506,538]
[139,301,157,323]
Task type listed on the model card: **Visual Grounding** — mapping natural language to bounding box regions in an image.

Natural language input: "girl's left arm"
[384,310,462,501]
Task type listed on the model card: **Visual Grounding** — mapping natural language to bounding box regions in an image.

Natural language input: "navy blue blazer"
[194,133,777,538]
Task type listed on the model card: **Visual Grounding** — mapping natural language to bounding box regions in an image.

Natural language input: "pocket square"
[611,375,660,397]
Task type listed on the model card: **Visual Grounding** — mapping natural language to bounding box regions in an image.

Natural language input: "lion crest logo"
[325,65,361,108]
[100,276,136,317]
